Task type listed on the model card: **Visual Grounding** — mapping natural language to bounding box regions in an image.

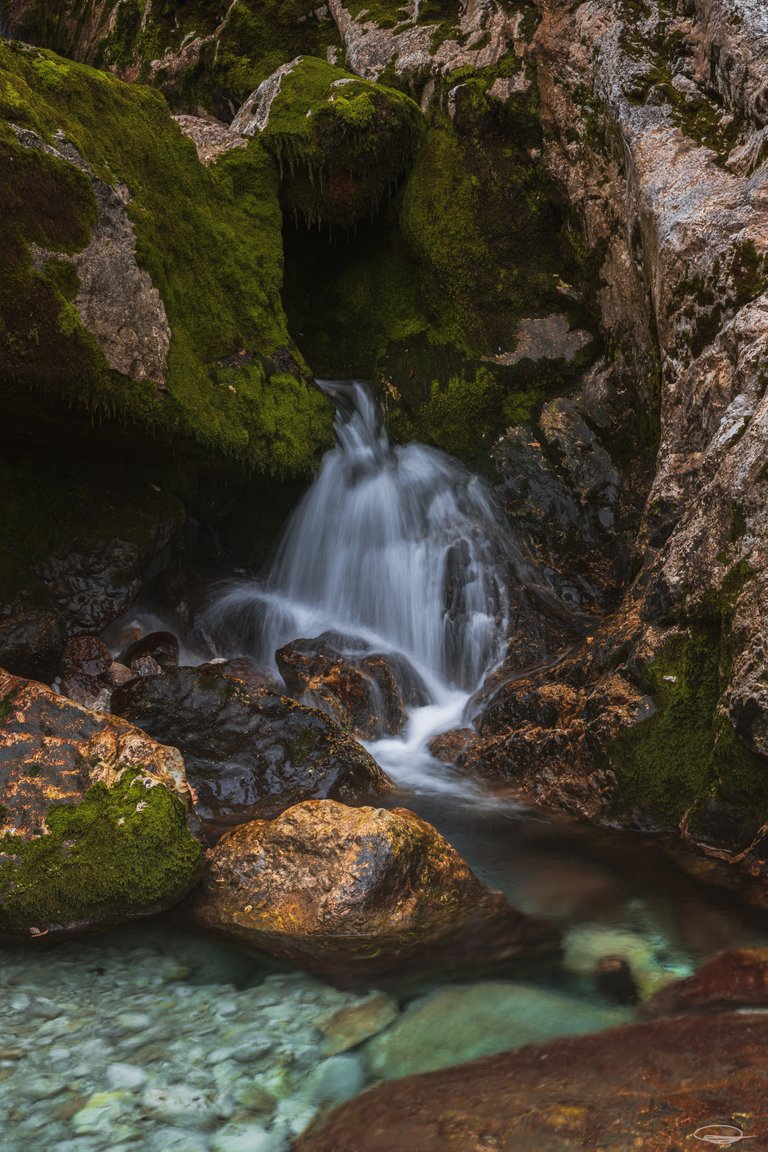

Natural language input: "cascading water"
[207,381,513,793]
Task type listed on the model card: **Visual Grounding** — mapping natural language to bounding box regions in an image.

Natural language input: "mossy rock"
[8,0,344,116]
[0,40,332,476]
[0,670,202,938]
[607,615,768,847]
[248,56,423,229]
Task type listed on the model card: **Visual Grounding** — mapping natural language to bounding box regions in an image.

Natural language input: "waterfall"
[207,381,513,792]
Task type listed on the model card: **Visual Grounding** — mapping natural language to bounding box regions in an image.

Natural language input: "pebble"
[0,926,395,1151]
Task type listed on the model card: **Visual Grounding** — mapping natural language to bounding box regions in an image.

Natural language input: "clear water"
[5,382,768,1150]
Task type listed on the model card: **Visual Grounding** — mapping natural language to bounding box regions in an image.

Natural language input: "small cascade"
[207,380,514,793]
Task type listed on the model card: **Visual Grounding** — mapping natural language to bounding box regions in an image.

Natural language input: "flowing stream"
[5,383,768,1152]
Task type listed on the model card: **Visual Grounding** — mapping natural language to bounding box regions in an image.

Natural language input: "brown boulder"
[187,799,559,982]
[276,635,428,740]
[111,665,392,838]
[298,1012,768,1151]
[0,669,201,939]
[643,948,768,1018]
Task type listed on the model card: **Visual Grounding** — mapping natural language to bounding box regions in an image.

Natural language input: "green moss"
[11,0,343,115]
[258,57,423,229]
[0,769,201,932]
[282,66,597,466]
[608,566,768,838]
[0,41,331,475]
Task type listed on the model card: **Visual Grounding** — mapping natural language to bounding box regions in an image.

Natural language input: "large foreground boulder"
[298,1011,768,1151]
[187,799,560,982]
[111,665,392,837]
[0,670,201,939]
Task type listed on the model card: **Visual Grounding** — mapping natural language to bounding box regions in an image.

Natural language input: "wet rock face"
[111,665,392,838]
[276,634,429,739]
[0,603,63,683]
[119,631,180,674]
[297,1012,768,1151]
[0,670,200,939]
[187,799,560,982]
[35,539,142,636]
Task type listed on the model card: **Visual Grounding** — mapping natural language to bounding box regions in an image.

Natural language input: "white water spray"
[208,381,512,794]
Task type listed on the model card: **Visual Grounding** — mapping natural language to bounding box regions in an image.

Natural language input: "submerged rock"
[0,669,201,938]
[187,799,560,982]
[363,981,631,1081]
[111,665,392,837]
[298,1012,768,1151]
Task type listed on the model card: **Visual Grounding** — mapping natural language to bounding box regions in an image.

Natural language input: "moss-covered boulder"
[0,40,331,474]
[232,56,423,228]
[110,663,393,838]
[188,799,560,982]
[0,669,202,939]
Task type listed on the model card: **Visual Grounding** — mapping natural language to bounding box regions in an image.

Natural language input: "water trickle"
[207,381,513,793]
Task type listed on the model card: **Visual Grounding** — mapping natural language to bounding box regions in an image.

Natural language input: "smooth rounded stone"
[106,1062,149,1090]
[318,992,399,1055]
[141,1083,221,1128]
[297,1012,768,1152]
[70,1090,135,1134]
[147,1126,212,1152]
[188,800,560,982]
[16,1073,68,1101]
[563,924,682,999]
[210,1123,287,1152]
[111,665,392,837]
[363,981,631,1080]
[302,1055,366,1105]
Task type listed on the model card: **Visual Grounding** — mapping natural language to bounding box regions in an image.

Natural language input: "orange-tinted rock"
[276,635,428,740]
[297,1012,768,1152]
[643,948,768,1018]
[0,669,200,938]
[187,799,560,982]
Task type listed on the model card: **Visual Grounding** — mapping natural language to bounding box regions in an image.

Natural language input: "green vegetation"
[0,41,332,475]
[10,0,343,115]
[283,62,599,468]
[259,57,423,228]
[0,769,202,932]
[608,564,768,843]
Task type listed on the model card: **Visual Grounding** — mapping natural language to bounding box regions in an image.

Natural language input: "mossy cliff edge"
[0,39,331,476]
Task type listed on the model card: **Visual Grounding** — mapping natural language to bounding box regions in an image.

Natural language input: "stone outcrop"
[326,0,518,86]
[458,0,768,867]
[19,127,171,386]
[110,664,392,838]
[297,1011,768,1151]
[187,799,560,981]
[0,670,201,938]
